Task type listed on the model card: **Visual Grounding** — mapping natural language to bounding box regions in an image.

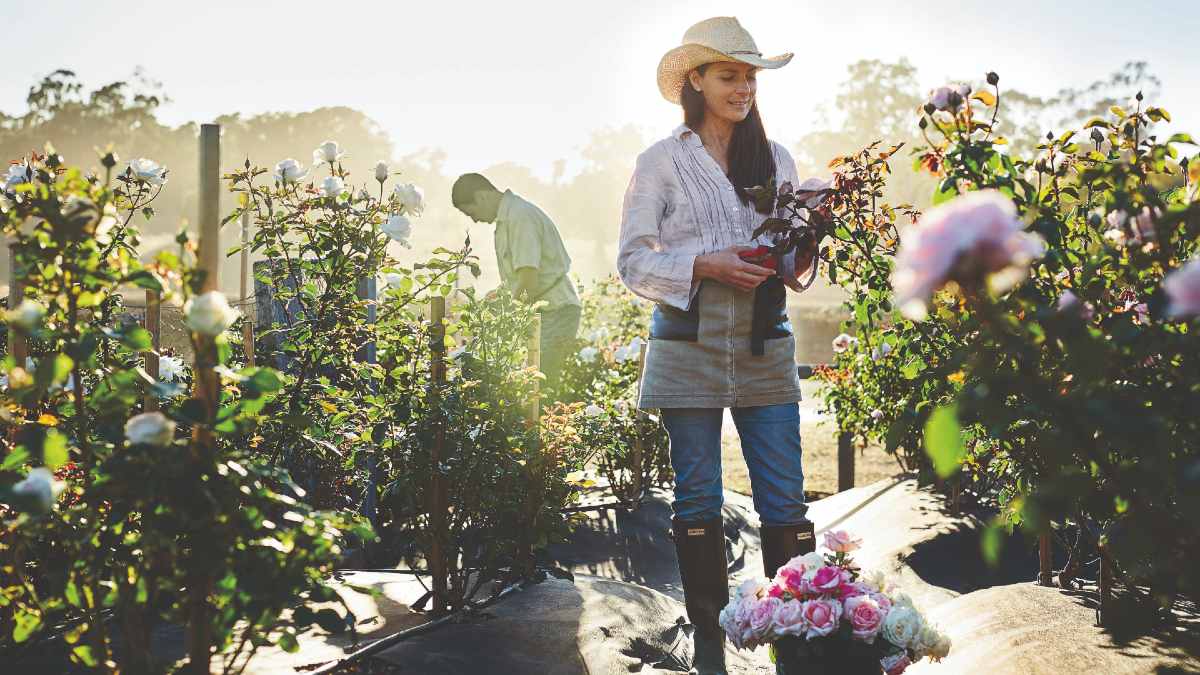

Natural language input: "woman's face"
[689,61,758,124]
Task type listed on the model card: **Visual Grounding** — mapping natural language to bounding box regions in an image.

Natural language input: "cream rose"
[124,412,177,447]
[185,291,239,337]
[273,158,309,184]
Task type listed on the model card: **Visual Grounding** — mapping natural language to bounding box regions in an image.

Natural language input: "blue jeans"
[661,403,808,526]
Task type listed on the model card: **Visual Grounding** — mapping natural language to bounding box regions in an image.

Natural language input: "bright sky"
[4,0,1198,179]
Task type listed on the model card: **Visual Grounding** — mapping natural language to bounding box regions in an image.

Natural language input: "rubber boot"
[671,515,729,675]
[760,521,816,675]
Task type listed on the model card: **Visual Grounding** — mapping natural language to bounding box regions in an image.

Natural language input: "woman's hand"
[694,246,774,292]
[784,236,819,292]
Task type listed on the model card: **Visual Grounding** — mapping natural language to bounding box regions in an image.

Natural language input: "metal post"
[428,297,449,615]
[630,340,649,504]
[143,290,161,412]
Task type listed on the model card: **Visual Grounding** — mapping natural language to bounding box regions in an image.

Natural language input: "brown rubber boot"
[671,515,729,675]
[760,521,816,675]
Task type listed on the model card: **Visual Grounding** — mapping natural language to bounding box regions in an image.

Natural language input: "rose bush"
[0,147,370,673]
[812,70,1200,605]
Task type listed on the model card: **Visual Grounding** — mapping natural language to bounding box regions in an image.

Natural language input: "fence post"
[143,290,161,412]
[7,245,28,365]
[1038,533,1054,586]
[428,296,449,615]
[239,209,255,367]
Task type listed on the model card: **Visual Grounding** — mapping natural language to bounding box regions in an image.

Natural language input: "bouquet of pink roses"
[718,530,951,674]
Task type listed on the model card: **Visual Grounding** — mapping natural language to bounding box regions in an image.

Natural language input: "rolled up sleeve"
[616,149,698,310]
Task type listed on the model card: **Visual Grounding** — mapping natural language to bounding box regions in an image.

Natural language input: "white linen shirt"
[617,124,808,311]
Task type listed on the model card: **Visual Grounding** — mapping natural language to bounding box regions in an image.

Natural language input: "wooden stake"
[1038,533,1054,586]
[520,314,543,576]
[1099,541,1114,626]
[186,123,221,673]
[428,296,449,615]
[239,209,254,366]
[837,430,855,492]
[7,245,27,365]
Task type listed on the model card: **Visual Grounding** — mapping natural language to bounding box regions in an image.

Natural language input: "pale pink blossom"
[749,596,782,641]
[1164,258,1200,318]
[844,595,888,643]
[824,530,863,553]
[1056,290,1095,321]
[801,598,843,639]
[773,599,809,637]
[832,333,858,353]
[892,190,1045,320]
[928,86,955,111]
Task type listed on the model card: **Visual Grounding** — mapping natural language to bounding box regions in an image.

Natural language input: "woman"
[616,16,821,675]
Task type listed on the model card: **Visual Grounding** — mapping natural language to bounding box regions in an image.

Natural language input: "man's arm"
[513,266,539,301]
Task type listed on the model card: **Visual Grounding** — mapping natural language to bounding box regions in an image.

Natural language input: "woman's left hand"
[783,237,819,291]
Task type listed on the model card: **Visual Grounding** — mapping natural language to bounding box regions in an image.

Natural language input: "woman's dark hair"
[681,63,776,213]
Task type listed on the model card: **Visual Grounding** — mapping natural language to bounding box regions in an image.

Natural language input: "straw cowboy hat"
[656,16,793,104]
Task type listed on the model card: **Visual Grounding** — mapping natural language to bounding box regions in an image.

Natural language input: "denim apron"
[637,278,802,409]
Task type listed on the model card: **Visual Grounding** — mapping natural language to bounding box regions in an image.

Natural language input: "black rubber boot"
[760,522,816,675]
[671,515,729,675]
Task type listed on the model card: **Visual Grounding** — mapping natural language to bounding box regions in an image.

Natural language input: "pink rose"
[775,566,805,595]
[773,599,808,637]
[870,592,893,614]
[892,190,1044,321]
[767,583,785,599]
[1164,258,1200,319]
[801,598,843,639]
[844,595,887,643]
[735,596,759,647]
[811,566,843,594]
[881,652,912,675]
[750,597,782,640]
[838,580,871,600]
[824,530,862,553]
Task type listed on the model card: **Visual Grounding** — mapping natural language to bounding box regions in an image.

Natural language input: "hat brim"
[657,44,793,105]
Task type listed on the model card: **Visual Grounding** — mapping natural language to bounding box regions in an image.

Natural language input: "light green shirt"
[494,189,580,311]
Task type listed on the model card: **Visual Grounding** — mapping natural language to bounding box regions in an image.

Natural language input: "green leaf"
[13,609,40,642]
[278,630,300,653]
[924,403,965,478]
[981,519,1005,567]
[125,270,164,292]
[249,368,285,393]
[2,447,30,471]
[1168,133,1196,145]
[121,327,154,351]
[43,430,69,470]
[72,645,98,667]
[932,178,957,206]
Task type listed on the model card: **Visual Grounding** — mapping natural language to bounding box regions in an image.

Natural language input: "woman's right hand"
[694,246,775,292]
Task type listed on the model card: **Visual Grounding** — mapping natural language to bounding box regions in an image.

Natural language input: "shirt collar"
[673,124,703,147]
[495,188,516,224]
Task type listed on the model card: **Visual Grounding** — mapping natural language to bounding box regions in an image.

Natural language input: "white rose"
[124,412,176,447]
[320,176,344,198]
[588,326,609,343]
[578,346,599,362]
[313,140,345,165]
[374,160,390,183]
[931,631,952,660]
[584,403,604,417]
[127,158,168,186]
[381,214,413,245]
[158,355,185,382]
[393,182,425,216]
[881,605,924,649]
[4,162,31,192]
[870,409,884,422]
[912,623,940,658]
[12,467,65,512]
[185,291,239,336]
[273,158,309,184]
[6,299,45,332]
[832,333,858,353]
